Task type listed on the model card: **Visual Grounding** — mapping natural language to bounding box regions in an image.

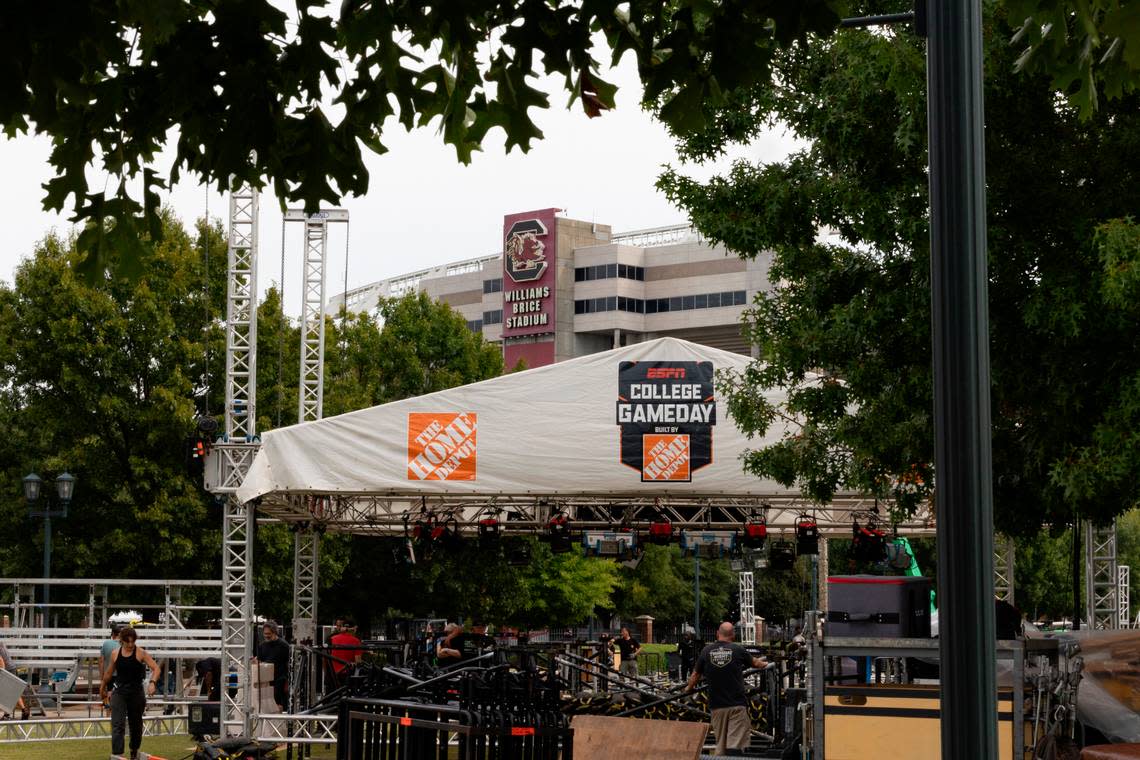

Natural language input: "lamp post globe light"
[24,471,77,621]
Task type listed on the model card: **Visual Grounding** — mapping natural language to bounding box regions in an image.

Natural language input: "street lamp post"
[24,472,77,622]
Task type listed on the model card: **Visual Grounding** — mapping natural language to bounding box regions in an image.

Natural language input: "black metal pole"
[925,0,997,757]
[1072,521,1082,630]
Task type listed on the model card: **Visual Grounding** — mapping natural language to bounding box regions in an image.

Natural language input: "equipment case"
[826,575,932,637]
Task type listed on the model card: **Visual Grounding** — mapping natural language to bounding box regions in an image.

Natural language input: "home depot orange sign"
[407,413,477,481]
[642,434,691,481]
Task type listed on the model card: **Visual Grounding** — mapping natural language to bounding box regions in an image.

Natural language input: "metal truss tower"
[738,571,756,644]
[1120,565,1131,629]
[282,210,346,712]
[217,187,260,737]
[285,209,349,424]
[1085,520,1120,630]
[993,535,1014,604]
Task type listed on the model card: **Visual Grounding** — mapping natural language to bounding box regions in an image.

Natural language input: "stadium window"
[466,319,483,332]
[735,290,747,305]
[617,296,626,312]
[607,296,617,311]
[718,292,732,307]
[637,266,646,281]
[695,294,708,309]
[575,268,586,282]
[645,299,658,314]
[605,263,617,279]
[482,310,502,324]
[682,295,695,310]
[617,263,627,279]
[708,292,721,308]
[669,296,682,312]
[482,278,502,294]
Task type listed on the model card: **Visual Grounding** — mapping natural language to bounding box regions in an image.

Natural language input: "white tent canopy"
[238,338,933,535]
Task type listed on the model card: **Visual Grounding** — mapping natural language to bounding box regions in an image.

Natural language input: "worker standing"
[615,627,641,680]
[329,617,364,686]
[686,622,767,757]
[99,626,162,760]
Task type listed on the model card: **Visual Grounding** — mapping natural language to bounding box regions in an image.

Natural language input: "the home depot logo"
[407,413,477,481]
[642,434,691,481]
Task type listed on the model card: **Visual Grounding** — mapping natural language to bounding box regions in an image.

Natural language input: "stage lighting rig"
[679,530,737,559]
[582,530,637,560]
[796,515,819,555]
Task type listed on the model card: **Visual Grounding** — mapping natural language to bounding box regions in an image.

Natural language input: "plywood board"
[571,715,708,760]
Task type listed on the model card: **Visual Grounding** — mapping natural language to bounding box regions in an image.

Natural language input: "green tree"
[1,1,844,278]
[0,213,220,590]
[1012,529,1075,622]
[659,4,1140,532]
[8,1,1135,279]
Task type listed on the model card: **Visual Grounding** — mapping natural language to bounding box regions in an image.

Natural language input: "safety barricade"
[338,697,573,760]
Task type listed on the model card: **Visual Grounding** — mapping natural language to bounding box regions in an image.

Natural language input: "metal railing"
[338,698,572,760]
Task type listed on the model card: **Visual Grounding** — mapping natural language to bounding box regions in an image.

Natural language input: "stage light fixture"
[742,519,767,549]
[478,518,501,550]
[648,520,674,546]
[795,515,819,555]
[679,530,737,559]
[582,530,637,560]
[852,519,887,563]
[544,514,573,554]
[770,540,797,571]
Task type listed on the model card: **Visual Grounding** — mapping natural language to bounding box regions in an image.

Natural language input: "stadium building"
[329,208,773,369]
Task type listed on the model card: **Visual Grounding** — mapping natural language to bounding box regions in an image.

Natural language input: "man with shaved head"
[686,621,767,756]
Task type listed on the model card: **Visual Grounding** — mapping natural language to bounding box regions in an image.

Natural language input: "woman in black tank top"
[98,626,162,759]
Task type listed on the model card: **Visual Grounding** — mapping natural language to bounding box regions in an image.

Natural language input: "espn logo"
[646,367,686,379]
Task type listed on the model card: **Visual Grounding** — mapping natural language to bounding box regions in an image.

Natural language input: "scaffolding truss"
[285,209,348,424]
[1120,565,1131,629]
[994,535,1015,604]
[738,571,756,644]
[224,189,259,444]
[1085,520,1120,630]
[256,713,339,745]
[218,186,261,737]
[0,714,185,743]
[255,493,935,537]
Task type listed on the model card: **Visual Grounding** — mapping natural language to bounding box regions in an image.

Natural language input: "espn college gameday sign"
[616,361,717,482]
[501,208,557,337]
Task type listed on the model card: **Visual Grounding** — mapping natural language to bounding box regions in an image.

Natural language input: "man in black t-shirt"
[615,627,641,679]
[686,622,767,756]
[254,621,290,710]
[195,657,221,701]
[678,631,701,680]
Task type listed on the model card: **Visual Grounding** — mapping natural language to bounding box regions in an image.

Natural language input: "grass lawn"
[0,734,339,760]
[637,642,677,674]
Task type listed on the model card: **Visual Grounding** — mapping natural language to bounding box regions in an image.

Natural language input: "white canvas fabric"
[237,338,801,503]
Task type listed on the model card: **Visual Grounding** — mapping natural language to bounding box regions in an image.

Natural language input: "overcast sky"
[0,52,799,316]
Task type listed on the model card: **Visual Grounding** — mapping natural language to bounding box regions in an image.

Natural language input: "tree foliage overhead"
[658,3,1140,532]
[6,1,1138,280]
[0,0,844,279]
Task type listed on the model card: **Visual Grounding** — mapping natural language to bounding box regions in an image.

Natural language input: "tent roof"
[238,337,933,535]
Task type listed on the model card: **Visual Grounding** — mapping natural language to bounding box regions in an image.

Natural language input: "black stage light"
[770,540,797,571]
[795,515,819,555]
